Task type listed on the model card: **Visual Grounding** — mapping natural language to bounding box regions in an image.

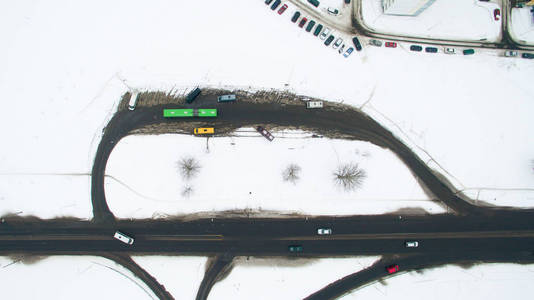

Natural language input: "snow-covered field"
[105,131,442,218]
[510,6,534,44]
[361,0,501,41]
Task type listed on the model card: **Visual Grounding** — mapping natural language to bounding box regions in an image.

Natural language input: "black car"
[352,37,362,51]
[313,24,323,36]
[270,0,281,10]
[425,47,438,53]
[291,11,300,23]
[410,45,422,52]
[522,53,534,59]
[305,20,316,32]
[345,0,351,3]
[265,0,273,4]
[324,35,335,46]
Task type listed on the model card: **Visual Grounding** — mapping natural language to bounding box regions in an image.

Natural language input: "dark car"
[305,20,316,32]
[425,47,438,53]
[289,245,303,252]
[271,0,281,10]
[410,45,422,52]
[522,53,534,59]
[298,17,307,28]
[186,87,201,104]
[352,37,362,51]
[313,24,323,36]
[265,0,273,4]
[307,0,319,7]
[291,11,300,23]
[278,4,288,14]
[324,35,335,46]
[256,126,274,141]
[345,0,351,3]
[463,48,475,55]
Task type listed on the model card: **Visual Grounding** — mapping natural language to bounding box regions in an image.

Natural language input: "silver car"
[405,241,419,248]
[333,37,343,49]
[504,50,518,57]
[338,44,345,54]
[319,27,330,40]
[369,39,382,47]
[317,228,332,235]
[444,47,456,54]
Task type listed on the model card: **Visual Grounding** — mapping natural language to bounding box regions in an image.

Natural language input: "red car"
[494,8,500,21]
[385,42,397,48]
[386,264,399,274]
[278,4,288,15]
[298,17,307,28]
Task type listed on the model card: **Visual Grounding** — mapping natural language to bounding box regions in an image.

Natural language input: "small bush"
[181,185,193,198]
[333,163,367,191]
[282,164,301,184]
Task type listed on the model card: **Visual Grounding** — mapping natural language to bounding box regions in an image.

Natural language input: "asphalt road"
[92,93,532,223]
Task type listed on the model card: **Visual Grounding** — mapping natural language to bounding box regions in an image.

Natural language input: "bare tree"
[177,156,201,180]
[333,163,367,191]
[181,185,193,198]
[282,163,301,184]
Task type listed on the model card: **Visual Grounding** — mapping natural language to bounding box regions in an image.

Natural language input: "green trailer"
[163,108,217,118]
[163,109,194,117]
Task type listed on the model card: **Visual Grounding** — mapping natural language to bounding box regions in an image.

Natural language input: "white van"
[306,100,323,109]
[128,92,139,111]
[114,231,134,245]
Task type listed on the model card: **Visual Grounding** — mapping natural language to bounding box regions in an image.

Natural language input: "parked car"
[386,264,399,274]
[324,35,335,46]
[327,7,339,15]
[313,24,323,36]
[308,0,320,8]
[405,241,419,248]
[306,100,323,109]
[333,37,343,49]
[298,17,307,28]
[289,245,303,252]
[444,47,456,54]
[425,47,438,53]
[494,8,500,21]
[194,128,214,135]
[410,45,422,52]
[522,53,534,59]
[256,126,274,141]
[369,39,382,47]
[338,44,345,53]
[291,11,300,23]
[352,37,362,51]
[343,47,354,58]
[278,4,288,14]
[218,94,236,102]
[463,48,475,55]
[271,0,281,10]
[306,20,316,32]
[265,0,274,4]
[317,228,332,235]
[385,41,397,48]
[320,27,330,40]
[345,0,351,3]
[504,50,518,57]
[186,87,201,103]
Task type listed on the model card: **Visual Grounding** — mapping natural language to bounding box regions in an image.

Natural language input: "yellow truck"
[194,128,214,135]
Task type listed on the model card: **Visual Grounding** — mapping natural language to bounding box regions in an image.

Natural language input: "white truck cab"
[128,92,139,111]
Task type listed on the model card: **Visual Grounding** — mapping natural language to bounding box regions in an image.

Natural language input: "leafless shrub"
[177,156,201,180]
[282,164,301,184]
[181,186,193,198]
[333,163,367,191]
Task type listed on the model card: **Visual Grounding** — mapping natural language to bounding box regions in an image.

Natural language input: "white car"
[317,228,332,235]
[405,241,419,248]
[338,44,345,54]
[333,37,343,49]
[504,50,518,57]
[319,27,330,40]
[444,47,456,54]
[114,231,134,245]
[327,7,339,15]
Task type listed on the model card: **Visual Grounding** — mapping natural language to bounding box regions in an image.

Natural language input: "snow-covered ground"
[510,6,534,44]
[210,256,380,299]
[0,256,157,299]
[361,0,502,42]
[341,263,534,300]
[105,132,442,218]
[131,256,206,299]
